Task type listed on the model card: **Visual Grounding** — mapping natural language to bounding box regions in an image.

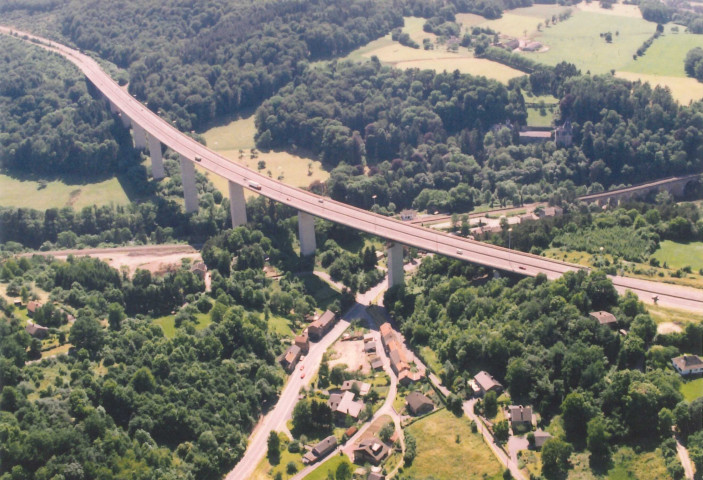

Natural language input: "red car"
[300,372,306,379]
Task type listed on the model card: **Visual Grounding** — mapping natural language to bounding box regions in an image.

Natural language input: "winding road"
[5,27,703,313]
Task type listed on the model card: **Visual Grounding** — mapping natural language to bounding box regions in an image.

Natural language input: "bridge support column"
[132,124,147,150]
[148,136,165,180]
[298,211,316,257]
[387,242,404,288]
[180,156,199,213]
[108,100,119,114]
[228,181,248,227]
[119,112,131,128]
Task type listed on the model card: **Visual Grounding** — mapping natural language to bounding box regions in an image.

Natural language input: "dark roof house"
[279,344,301,372]
[353,437,390,465]
[473,371,503,396]
[308,310,337,341]
[590,311,617,327]
[26,321,49,339]
[405,391,434,416]
[303,435,338,464]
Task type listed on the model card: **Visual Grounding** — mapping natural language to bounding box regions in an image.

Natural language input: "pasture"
[475,4,572,38]
[651,240,703,271]
[403,409,503,480]
[0,173,130,210]
[616,71,703,105]
[524,10,655,74]
[343,17,526,84]
[200,112,329,196]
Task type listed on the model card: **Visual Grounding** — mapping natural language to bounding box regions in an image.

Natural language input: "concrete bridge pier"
[132,124,148,150]
[119,112,131,129]
[148,136,165,180]
[228,181,248,227]
[387,242,404,288]
[179,156,199,213]
[298,211,316,256]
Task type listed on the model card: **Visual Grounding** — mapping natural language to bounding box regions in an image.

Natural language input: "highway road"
[4,27,703,313]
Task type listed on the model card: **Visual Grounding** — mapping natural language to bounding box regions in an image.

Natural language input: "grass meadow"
[524,11,655,74]
[403,409,503,480]
[652,240,703,271]
[200,112,329,197]
[302,455,353,480]
[0,173,130,210]
[680,378,703,402]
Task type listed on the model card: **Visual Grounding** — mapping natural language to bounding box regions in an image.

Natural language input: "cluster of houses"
[380,323,426,385]
[279,310,338,372]
[327,380,370,421]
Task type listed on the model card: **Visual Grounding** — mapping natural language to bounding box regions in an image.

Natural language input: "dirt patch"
[657,322,683,334]
[329,339,370,375]
[24,245,202,278]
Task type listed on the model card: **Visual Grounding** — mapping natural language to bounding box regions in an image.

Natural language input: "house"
[13,300,22,307]
[673,355,703,376]
[405,391,434,415]
[190,261,208,279]
[508,405,533,426]
[367,473,385,480]
[308,310,337,341]
[363,334,375,343]
[341,380,371,396]
[398,370,424,386]
[25,321,49,339]
[279,344,301,372]
[364,341,377,354]
[328,391,364,420]
[533,429,552,449]
[522,41,542,52]
[473,371,503,396]
[519,130,552,144]
[400,209,417,221]
[353,437,390,465]
[555,121,573,147]
[295,333,310,354]
[27,301,42,317]
[590,311,617,328]
[369,356,384,370]
[536,206,563,218]
[500,37,520,50]
[302,435,337,464]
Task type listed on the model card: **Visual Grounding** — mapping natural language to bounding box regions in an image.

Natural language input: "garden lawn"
[404,409,503,480]
[251,438,305,480]
[680,378,703,402]
[652,240,703,271]
[269,315,295,338]
[302,454,352,480]
[0,173,130,210]
[523,11,655,74]
[152,312,212,339]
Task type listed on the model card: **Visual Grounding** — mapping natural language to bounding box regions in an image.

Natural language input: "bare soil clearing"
[24,244,201,277]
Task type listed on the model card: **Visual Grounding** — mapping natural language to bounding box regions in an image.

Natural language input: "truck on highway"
[248,180,262,190]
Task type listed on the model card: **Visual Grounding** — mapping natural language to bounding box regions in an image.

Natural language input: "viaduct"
[4,28,703,313]
[578,174,701,206]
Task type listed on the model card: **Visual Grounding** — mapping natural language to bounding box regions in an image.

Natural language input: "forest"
[0,37,133,176]
[255,63,703,212]
[0,198,340,479]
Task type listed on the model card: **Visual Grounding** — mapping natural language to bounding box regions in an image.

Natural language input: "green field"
[623,30,703,77]
[569,446,672,480]
[404,409,503,480]
[269,315,295,337]
[302,454,352,480]
[200,112,329,196]
[476,5,571,38]
[152,312,212,339]
[0,173,131,210]
[680,378,703,402]
[524,11,655,74]
[652,240,703,271]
